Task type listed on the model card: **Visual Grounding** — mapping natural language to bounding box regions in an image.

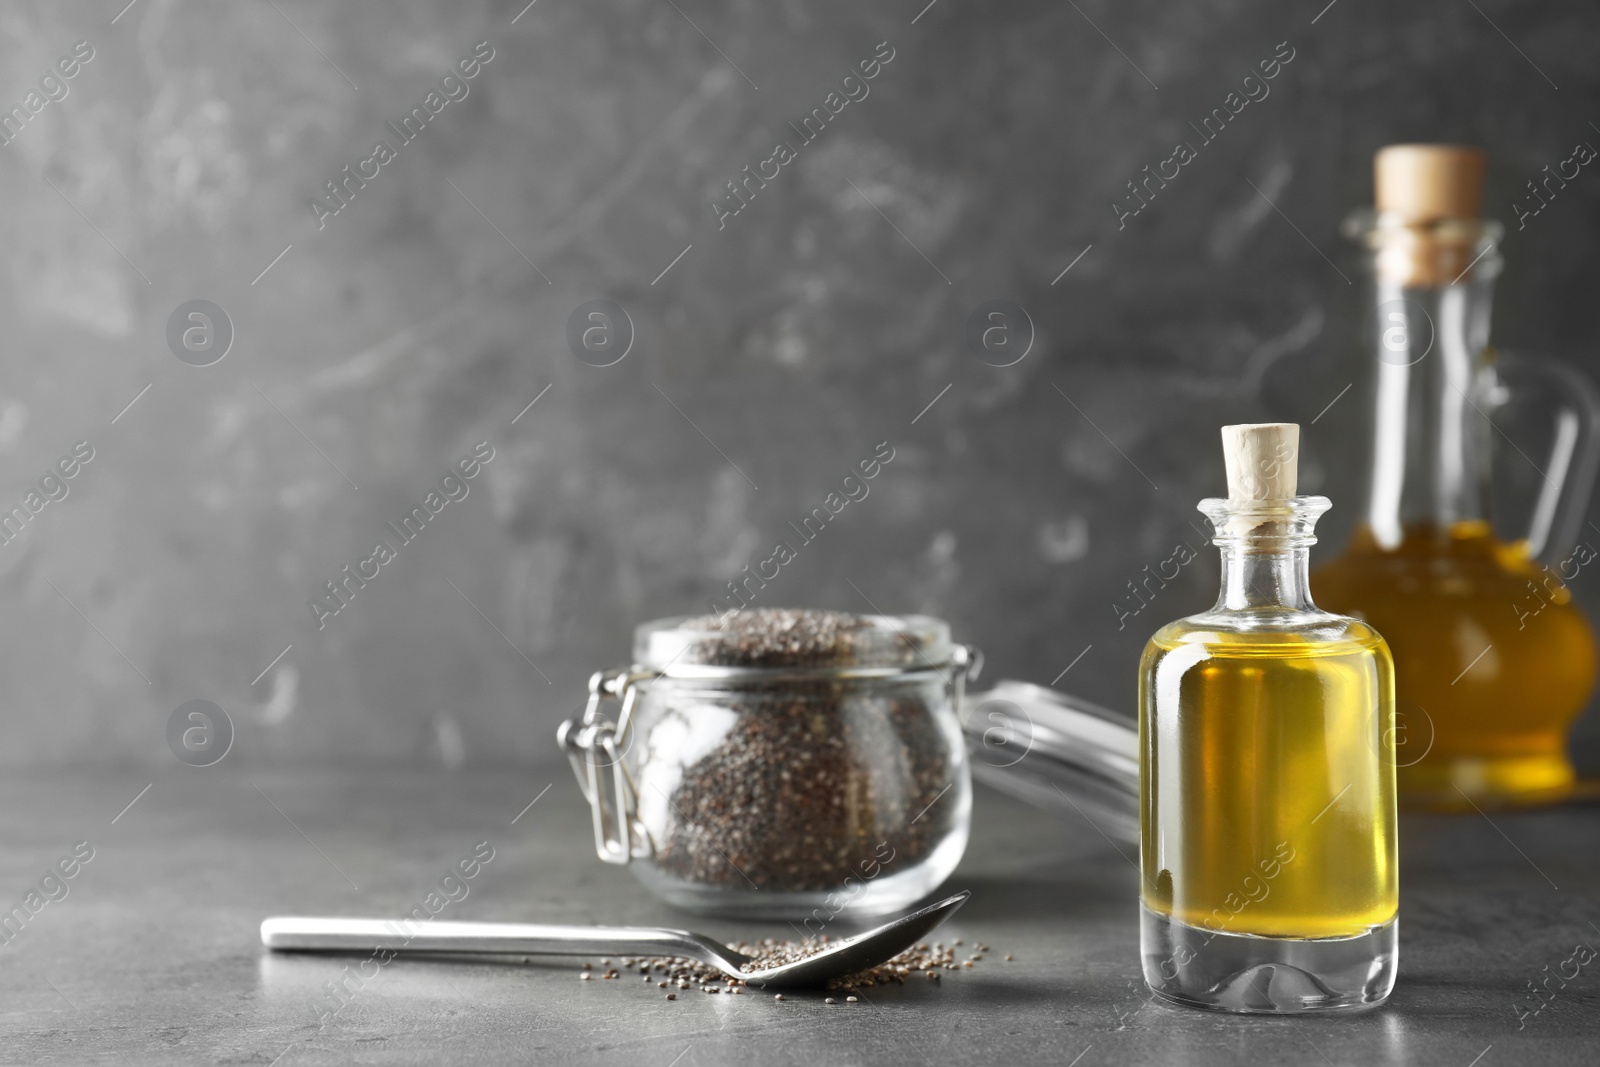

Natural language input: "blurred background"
[2,0,1599,772]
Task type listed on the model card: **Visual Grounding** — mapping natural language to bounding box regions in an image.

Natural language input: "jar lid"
[633,608,953,672]
[962,680,1139,843]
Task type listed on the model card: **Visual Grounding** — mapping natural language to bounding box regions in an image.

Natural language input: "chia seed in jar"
[562,608,976,919]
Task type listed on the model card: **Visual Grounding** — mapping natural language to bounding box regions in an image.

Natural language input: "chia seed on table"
[647,609,957,893]
[575,937,995,996]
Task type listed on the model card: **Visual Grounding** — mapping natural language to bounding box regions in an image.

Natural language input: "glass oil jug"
[1140,423,1398,1014]
[1314,145,1600,810]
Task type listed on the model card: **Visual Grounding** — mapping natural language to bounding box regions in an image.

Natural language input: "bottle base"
[1399,752,1574,810]
[1141,905,1397,1014]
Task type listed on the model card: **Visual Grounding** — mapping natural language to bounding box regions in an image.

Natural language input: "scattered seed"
[825,997,837,1005]
[846,996,858,1003]
[579,935,1004,1002]
[1005,954,1015,961]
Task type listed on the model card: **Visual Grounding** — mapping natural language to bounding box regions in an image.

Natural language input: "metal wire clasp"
[557,668,657,865]
[948,643,983,721]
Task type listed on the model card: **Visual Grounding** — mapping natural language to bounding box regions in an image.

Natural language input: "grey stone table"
[2,767,1596,1066]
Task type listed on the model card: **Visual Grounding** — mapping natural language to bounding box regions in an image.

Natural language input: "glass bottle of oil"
[1314,145,1600,810]
[1140,423,1398,1014]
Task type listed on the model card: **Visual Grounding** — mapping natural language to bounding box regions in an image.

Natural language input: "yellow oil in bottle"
[1314,520,1597,808]
[1140,627,1399,939]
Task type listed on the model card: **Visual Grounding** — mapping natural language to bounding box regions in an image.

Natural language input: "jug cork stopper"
[1374,144,1485,223]
[1222,423,1298,501]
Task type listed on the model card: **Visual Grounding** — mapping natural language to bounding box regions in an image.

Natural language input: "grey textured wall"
[4,0,1600,769]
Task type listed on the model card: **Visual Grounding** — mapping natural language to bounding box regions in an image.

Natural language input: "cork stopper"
[1222,423,1298,501]
[1374,144,1485,223]
[1370,145,1490,287]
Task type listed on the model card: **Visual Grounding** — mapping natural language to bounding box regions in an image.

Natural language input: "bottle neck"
[1353,214,1501,548]
[1199,496,1329,615]
[1215,546,1316,612]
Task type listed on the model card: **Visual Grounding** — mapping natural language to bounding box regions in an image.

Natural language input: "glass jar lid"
[633,608,952,673]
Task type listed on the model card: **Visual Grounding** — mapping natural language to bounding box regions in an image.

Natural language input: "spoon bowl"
[734,890,970,987]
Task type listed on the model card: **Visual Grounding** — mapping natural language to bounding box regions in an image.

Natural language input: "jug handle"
[1486,351,1600,565]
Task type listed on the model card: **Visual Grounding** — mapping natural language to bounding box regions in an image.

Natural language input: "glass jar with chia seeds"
[559,609,977,920]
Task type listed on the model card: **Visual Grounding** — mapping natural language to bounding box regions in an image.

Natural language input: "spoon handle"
[262,917,707,959]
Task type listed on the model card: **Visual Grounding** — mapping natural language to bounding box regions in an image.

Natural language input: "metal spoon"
[262,890,969,989]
